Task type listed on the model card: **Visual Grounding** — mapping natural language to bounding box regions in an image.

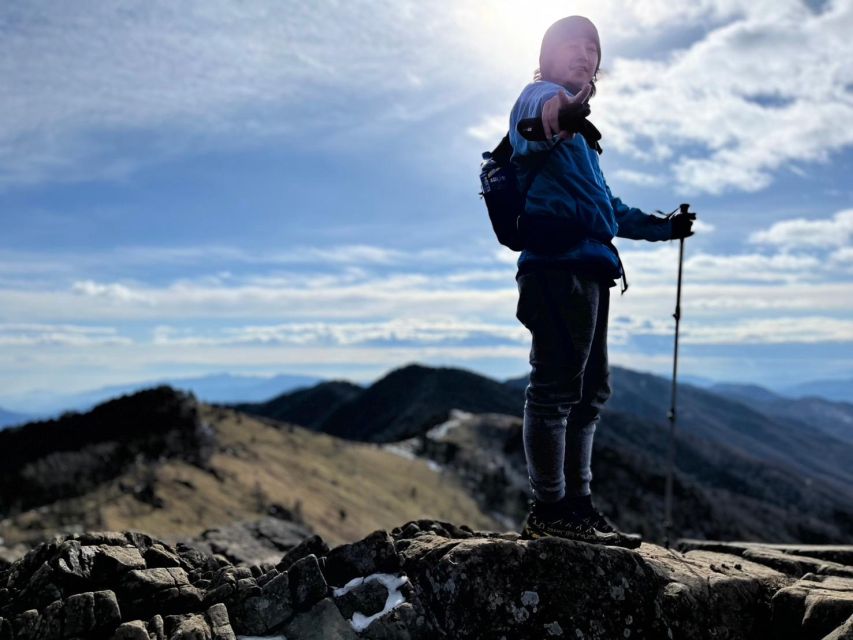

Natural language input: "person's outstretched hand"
[542,83,593,141]
[671,210,697,239]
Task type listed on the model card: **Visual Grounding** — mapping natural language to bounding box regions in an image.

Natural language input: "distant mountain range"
[0,372,323,426]
[232,362,853,543]
[710,382,853,447]
[0,407,31,430]
[233,363,520,442]
[3,362,853,550]
[3,367,849,431]
[780,376,853,404]
[2,363,853,549]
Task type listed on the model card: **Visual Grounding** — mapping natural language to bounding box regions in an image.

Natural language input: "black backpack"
[478,133,563,252]
[478,128,630,293]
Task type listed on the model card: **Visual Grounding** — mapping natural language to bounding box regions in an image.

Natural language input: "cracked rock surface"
[1,521,852,639]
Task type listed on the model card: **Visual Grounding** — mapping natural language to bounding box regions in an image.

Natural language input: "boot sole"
[521,522,642,549]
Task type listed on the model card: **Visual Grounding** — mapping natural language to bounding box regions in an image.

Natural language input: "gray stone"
[205,603,236,640]
[150,584,205,616]
[323,530,401,587]
[123,567,190,597]
[179,518,311,567]
[6,524,853,640]
[277,534,330,573]
[10,609,40,640]
[148,613,166,640]
[360,602,434,640]
[201,582,234,608]
[210,566,239,587]
[823,613,853,640]
[677,540,853,567]
[261,570,290,602]
[258,571,294,629]
[204,603,228,628]
[743,547,851,579]
[94,545,147,575]
[93,589,122,629]
[144,544,182,569]
[772,574,853,640]
[64,591,95,636]
[35,599,63,640]
[54,540,89,583]
[76,531,131,547]
[282,597,359,640]
[256,567,279,587]
[17,560,61,610]
[110,619,150,640]
[163,612,211,639]
[234,576,260,601]
[232,566,252,580]
[174,542,217,574]
[232,596,273,636]
[288,554,328,611]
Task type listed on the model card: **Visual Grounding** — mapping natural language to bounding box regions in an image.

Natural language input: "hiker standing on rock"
[512,16,696,546]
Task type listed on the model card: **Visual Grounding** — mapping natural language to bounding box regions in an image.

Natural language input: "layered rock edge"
[0,521,851,639]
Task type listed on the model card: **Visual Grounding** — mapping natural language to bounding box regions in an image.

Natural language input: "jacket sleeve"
[603,178,672,242]
[508,82,564,165]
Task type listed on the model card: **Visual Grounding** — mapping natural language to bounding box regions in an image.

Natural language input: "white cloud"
[593,0,853,194]
[830,246,853,268]
[1,233,851,395]
[0,245,498,276]
[3,1,850,194]
[608,311,853,344]
[0,323,132,347]
[613,169,666,187]
[0,1,482,187]
[466,115,508,144]
[617,244,825,284]
[151,318,528,347]
[680,316,853,343]
[70,280,155,304]
[0,235,848,327]
[749,209,853,249]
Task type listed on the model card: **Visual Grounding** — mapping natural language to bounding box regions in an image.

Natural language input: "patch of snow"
[426,459,443,473]
[426,409,474,441]
[381,443,417,460]
[332,572,410,633]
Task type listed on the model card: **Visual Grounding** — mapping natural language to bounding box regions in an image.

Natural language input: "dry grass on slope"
[2,404,505,549]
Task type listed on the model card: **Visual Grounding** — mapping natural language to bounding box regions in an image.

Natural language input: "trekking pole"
[663,203,690,549]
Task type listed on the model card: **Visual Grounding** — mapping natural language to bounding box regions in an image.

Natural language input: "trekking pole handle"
[516,103,591,141]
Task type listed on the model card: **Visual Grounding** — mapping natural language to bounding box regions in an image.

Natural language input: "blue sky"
[1,0,852,406]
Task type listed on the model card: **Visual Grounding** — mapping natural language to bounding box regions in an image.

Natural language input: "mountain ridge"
[4,365,853,554]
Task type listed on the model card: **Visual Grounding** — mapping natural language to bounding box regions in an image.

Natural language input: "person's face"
[544,34,599,94]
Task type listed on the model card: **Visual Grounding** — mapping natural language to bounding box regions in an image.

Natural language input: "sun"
[450,1,608,83]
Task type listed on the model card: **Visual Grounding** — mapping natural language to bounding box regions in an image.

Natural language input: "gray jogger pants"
[515,266,613,502]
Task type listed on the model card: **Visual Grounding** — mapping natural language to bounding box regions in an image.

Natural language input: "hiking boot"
[520,496,587,541]
[566,496,643,549]
[520,496,643,549]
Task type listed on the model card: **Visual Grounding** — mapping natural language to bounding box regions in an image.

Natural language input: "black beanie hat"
[538,16,601,79]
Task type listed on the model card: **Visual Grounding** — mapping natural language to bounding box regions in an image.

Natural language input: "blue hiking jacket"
[509,81,672,284]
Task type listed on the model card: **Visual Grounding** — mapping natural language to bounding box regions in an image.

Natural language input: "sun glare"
[451,1,608,84]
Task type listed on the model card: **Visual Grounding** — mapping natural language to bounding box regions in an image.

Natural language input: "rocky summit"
[0,521,852,640]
